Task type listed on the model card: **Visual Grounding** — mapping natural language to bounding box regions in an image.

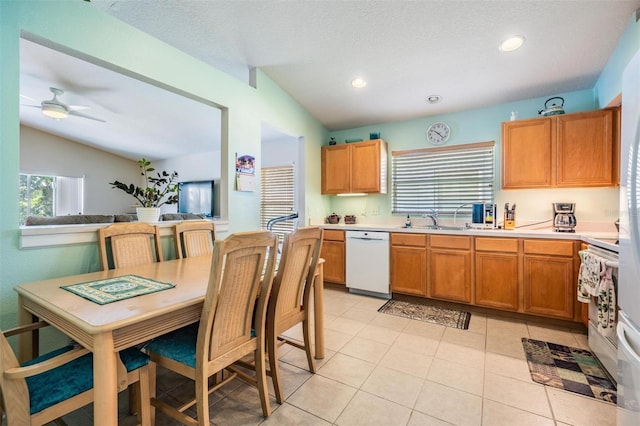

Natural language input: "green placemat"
[62,274,175,305]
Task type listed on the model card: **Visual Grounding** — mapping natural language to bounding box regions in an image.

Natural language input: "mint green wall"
[595,13,640,107]
[0,1,328,332]
[328,89,596,219]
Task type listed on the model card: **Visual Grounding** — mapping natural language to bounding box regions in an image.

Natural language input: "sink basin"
[399,225,468,231]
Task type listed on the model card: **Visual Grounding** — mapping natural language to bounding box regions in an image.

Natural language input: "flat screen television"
[178,180,216,218]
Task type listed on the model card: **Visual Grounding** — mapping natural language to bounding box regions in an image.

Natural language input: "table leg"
[313,259,325,359]
[93,332,119,424]
[17,295,38,363]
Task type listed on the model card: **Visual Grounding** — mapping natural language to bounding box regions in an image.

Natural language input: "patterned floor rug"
[521,338,617,404]
[377,300,471,329]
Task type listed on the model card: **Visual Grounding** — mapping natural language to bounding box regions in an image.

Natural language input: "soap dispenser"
[405,215,412,228]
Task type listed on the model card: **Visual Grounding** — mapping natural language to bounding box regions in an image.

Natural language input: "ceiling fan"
[20,87,106,122]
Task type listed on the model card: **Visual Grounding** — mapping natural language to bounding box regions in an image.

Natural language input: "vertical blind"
[260,165,296,237]
[391,141,495,215]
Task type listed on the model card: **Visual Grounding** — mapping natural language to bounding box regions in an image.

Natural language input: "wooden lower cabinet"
[523,239,576,320]
[390,233,427,296]
[429,235,472,303]
[320,230,346,284]
[474,237,520,311]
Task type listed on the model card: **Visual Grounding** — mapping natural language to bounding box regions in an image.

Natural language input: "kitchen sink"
[399,225,469,231]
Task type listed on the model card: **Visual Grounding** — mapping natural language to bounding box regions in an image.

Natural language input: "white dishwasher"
[345,231,390,299]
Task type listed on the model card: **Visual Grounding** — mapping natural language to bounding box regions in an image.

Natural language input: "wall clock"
[426,121,451,145]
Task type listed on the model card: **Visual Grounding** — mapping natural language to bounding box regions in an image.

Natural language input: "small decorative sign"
[236,153,256,192]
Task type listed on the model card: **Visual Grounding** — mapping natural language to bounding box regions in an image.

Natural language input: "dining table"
[14,255,325,425]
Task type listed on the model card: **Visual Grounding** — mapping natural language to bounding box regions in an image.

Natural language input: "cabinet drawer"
[430,235,471,250]
[524,239,574,256]
[391,233,426,247]
[475,237,518,253]
[323,229,345,242]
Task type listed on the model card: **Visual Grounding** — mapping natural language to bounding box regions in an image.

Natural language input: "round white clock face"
[426,122,451,145]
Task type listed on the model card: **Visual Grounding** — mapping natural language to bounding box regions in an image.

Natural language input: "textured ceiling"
[94,0,640,130]
[19,1,640,161]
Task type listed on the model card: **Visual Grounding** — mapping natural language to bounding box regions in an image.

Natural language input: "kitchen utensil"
[345,215,356,224]
[326,213,341,224]
[538,97,565,116]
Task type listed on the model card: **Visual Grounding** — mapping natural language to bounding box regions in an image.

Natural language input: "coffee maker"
[553,203,577,232]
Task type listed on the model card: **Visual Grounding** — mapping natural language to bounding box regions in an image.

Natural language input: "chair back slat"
[174,221,216,259]
[269,227,323,335]
[198,231,277,364]
[98,223,163,270]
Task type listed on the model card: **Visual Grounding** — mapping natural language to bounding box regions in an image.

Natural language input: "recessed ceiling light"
[425,95,441,104]
[499,35,525,52]
[351,77,367,89]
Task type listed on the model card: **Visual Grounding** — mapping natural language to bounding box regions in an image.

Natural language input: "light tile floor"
[56,286,617,425]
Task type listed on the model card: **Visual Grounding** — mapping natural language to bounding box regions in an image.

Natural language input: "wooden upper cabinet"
[321,139,387,194]
[556,109,614,187]
[502,108,619,189]
[502,117,554,188]
[321,144,351,194]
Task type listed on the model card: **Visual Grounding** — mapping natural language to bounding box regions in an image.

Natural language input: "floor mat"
[377,299,471,329]
[521,338,616,404]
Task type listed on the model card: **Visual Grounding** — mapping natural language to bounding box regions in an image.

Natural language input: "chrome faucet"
[453,203,475,226]
[422,210,438,226]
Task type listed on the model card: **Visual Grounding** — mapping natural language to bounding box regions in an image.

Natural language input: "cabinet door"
[321,145,351,194]
[556,109,614,186]
[391,245,427,296]
[320,240,346,284]
[429,249,472,303]
[475,253,519,311]
[351,140,386,193]
[523,255,574,319]
[502,118,553,188]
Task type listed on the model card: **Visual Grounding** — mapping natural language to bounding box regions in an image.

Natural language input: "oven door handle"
[617,320,640,365]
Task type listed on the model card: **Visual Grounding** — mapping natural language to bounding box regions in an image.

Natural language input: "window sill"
[20,220,229,249]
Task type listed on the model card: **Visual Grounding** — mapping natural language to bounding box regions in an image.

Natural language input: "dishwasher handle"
[349,236,384,241]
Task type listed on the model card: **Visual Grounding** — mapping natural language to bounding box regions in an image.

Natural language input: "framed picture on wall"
[235,154,256,191]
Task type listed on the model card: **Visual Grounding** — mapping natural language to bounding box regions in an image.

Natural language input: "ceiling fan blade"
[68,110,106,123]
[20,94,38,102]
[67,104,90,111]
[21,104,42,109]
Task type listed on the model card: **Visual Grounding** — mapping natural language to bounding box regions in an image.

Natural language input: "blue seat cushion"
[23,345,149,415]
[145,323,199,368]
[144,324,256,370]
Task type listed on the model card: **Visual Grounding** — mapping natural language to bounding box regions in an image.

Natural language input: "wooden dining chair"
[144,230,278,425]
[173,221,215,258]
[265,226,323,403]
[0,321,151,426]
[98,222,163,271]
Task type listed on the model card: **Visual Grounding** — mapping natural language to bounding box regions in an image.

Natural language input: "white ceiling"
[20,1,640,159]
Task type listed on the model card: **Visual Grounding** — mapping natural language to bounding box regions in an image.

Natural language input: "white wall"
[20,125,139,214]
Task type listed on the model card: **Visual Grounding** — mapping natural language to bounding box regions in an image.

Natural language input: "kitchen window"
[19,173,84,225]
[260,164,296,236]
[391,141,495,214]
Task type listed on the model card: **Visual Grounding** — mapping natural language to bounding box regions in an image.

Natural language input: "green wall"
[0,1,329,333]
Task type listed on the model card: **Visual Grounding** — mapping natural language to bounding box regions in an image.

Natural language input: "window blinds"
[391,141,495,215]
[260,165,296,236]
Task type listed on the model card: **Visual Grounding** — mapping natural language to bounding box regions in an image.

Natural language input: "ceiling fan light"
[41,104,68,119]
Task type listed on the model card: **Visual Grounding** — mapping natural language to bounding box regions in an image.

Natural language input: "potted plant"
[109,158,179,223]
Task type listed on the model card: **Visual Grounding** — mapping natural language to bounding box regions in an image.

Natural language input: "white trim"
[20,220,229,249]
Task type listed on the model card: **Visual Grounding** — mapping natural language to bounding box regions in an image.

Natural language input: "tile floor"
[59,286,616,425]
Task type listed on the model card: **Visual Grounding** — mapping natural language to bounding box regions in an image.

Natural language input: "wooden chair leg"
[195,374,210,426]
[267,328,284,404]
[137,366,151,426]
[302,318,316,373]
[254,348,271,417]
[149,362,157,426]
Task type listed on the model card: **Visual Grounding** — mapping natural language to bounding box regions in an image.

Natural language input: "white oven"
[580,244,619,381]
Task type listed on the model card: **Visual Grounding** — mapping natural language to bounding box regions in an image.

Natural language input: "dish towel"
[597,263,616,338]
[578,250,601,303]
